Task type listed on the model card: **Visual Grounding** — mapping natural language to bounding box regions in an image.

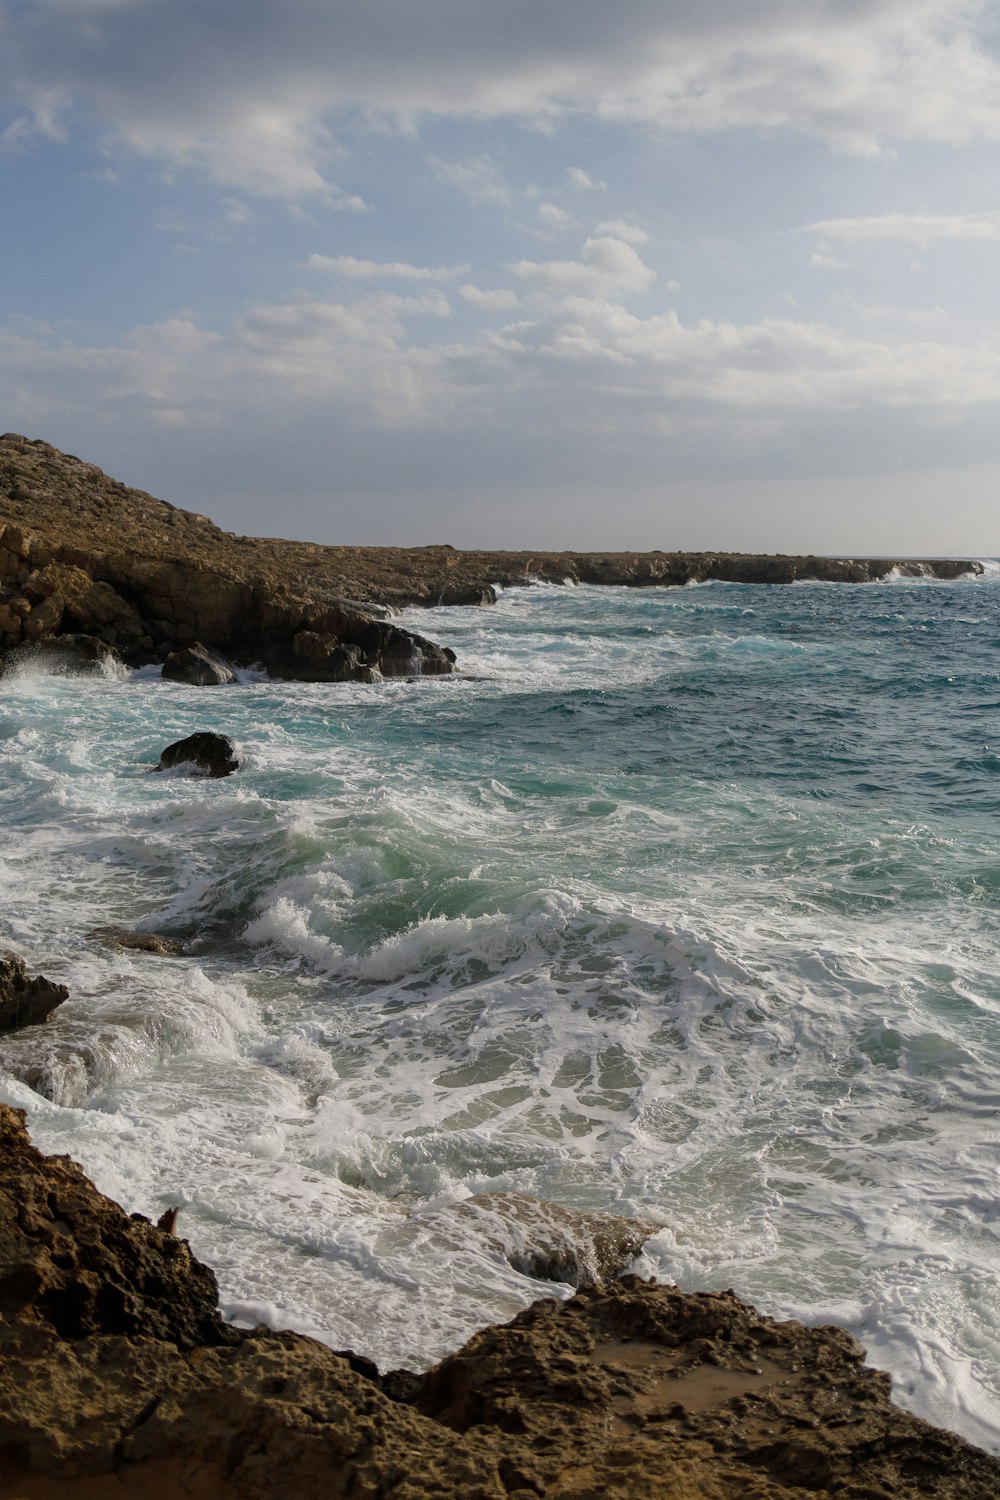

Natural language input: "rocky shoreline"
[0,433,984,685]
[3,1101,999,1499]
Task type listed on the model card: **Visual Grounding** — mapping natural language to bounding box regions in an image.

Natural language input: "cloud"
[459,284,521,310]
[430,154,518,208]
[567,166,606,191]
[508,235,656,297]
[11,274,998,466]
[807,211,1000,246]
[594,219,649,245]
[537,202,573,230]
[303,255,469,280]
[5,2,1000,197]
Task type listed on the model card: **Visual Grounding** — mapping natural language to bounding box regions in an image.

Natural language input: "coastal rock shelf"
[0,433,982,682]
[1,1105,997,1499]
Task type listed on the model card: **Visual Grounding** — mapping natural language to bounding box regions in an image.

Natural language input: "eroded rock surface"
[1,1104,998,1499]
[0,954,68,1035]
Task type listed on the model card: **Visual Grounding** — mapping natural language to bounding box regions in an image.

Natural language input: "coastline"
[1,433,984,681]
[3,436,999,1486]
[3,1101,998,1499]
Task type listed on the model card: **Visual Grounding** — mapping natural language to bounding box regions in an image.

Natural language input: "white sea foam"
[2,576,1000,1447]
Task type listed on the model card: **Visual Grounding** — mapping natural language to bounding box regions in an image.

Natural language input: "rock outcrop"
[1,1104,998,1499]
[0,434,982,684]
[0,954,68,1034]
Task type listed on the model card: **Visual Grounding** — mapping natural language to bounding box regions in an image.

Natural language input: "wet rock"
[0,953,68,1034]
[88,925,186,956]
[157,731,239,778]
[0,633,125,678]
[162,641,237,686]
[276,630,383,683]
[416,1192,657,1287]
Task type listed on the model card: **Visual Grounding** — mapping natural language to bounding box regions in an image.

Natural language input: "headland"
[0,433,983,682]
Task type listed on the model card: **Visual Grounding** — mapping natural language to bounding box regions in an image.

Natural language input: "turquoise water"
[1,573,999,1448]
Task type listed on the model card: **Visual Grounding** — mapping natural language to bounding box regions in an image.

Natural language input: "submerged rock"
[0,953,68,1034]
[415,1191,657,1287]
[162,641,237,686]
[87,925,187,956]
[156,731,239,778]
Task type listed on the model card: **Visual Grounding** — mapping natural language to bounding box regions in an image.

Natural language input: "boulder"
[157,731,239,778]
[162,642,237,686]
[0,953,68,1034]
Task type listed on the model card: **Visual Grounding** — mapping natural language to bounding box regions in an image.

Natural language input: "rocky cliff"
[1,1104,997,1499]
[0,434,982,681]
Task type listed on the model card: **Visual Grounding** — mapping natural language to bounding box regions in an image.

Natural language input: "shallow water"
[2,571,999,1449]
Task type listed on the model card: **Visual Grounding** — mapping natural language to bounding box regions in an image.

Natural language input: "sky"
[2,1,1000,553]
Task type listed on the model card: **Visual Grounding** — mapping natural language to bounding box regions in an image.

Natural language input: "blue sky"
[3,0,1000,552]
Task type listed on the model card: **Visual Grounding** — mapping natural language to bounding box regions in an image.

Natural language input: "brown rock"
[0,954,68,1034]
[1,1104,998,1500]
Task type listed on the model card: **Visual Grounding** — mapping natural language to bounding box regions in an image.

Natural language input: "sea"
[1,571,999,1451]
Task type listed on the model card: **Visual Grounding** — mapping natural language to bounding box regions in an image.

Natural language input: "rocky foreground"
[2,1104,998,1500]
[0,434,983,683]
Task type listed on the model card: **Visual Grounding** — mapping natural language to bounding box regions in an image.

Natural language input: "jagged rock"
[0,1105,230,1349]
[162,641,237,686]
[419,1278,1000,1499]
[0,633,125,678]
[275,631,383,684]
[0,953,68,1034]
[4,434,980,687]
[157,731,239,778]
[415,1192,657,1287]
[1,1104,998,1499]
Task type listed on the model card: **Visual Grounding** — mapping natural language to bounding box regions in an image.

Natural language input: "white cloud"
[594,219,649,245]
[430,154,517,208]
[303,255,469,280]
[807,211,1000,246]
[5,2,1000,198]
[508,235,656,297]
[537,202,572,230]
[459,284,521,310]
[811,252,853,270]
[222,196,253,225]
[567,166,606,191]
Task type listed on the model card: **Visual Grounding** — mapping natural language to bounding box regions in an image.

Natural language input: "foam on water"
[2,574,1000,1449]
